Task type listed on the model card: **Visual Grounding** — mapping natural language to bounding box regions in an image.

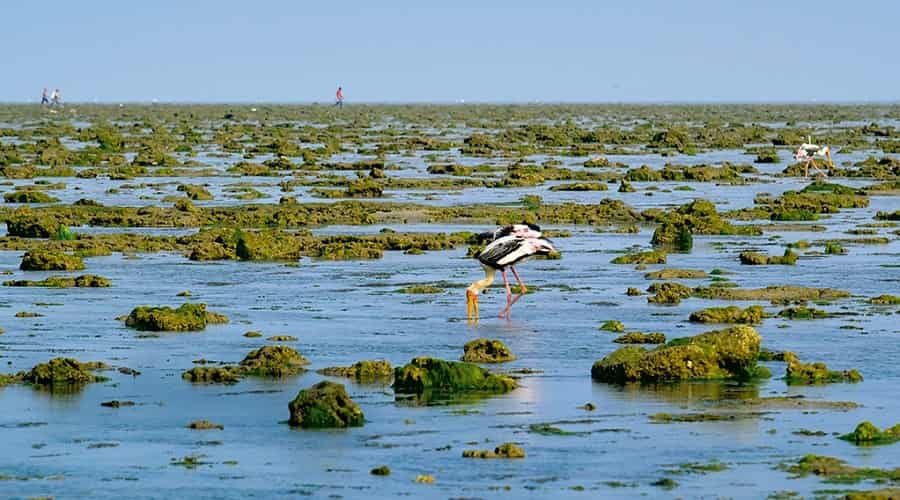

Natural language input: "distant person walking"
[41,88,50,105]
[334,86,344,108]
[51,89,61,106]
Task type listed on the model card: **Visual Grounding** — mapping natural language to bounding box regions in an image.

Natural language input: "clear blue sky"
[2,0,897,103]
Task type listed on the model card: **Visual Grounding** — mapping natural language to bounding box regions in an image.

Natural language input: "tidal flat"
[0,103,899,499]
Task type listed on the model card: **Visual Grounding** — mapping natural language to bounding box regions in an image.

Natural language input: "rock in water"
[124,303,227,331]
[462,443,526,459]
[591,326,761,383]
[461,338,516,363]
[288,381,364,428]
[19,249,85,271]
[392,357,516,395]
[317,360,393,382]
[240,345,309,377]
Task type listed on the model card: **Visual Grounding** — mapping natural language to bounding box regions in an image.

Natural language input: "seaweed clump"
[124,303,228,331]
[317,360,393,382]
[19,249,85,271]
[739,249,798,265]
[838,422,900,446]
[692,285,849,303]
[181,366,243,384]
[689,305,764,324]
[591,326,761,383]
[869,294,900,305]
[239,345,310,377]
[613,332,666,344]
[392,357,516,397]
[784,352,863,385]
[782,454,900,484]
[611,250,666,265]
[3,275,110,288]
[647,282,693,305]
[22,357,106,387]
[462,443,525,459]
[288,381,364,428]
[461,338,516,363]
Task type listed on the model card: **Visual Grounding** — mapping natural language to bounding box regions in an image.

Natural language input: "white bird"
[466,223,556,322]
[794,136,835,176]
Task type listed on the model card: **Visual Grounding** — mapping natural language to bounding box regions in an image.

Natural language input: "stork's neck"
[467,266,496,295]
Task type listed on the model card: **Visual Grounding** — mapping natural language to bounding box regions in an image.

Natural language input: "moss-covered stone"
[613,332,666,344]
[644,269,708,280]
[288,381,364,428]
[693,285,849,303]
[22,357,105,386]
[3,274,110,288]
[462,443,525,459]
[611,250,667,265]
[370,465,391,476]
[625,287,642,296]
[317,360,393,382]
[599,320,626,332]
[776,306,830,320]
[397,285,443,294]
[188,420,224,430]
[461,339,516,363]
[591,326,761,383]
[782,454,900,484]
[739,249,798,265]
[239,345,309,377]
[392,357,517,395]
[689,305,764,324]
[647,282,692,305]
[839,421,900,446]
[19,249,85,271]
[181,366,242,384]
[4,191,59,203]
[784,352,863,385]
[869,294,900,305]
[125,303,227,331]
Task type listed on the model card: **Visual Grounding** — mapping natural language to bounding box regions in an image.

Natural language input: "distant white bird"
[794,136,835,177]
[466,223,556,322]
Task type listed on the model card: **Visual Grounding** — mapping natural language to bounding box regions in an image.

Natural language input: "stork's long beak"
[466,289,479,323]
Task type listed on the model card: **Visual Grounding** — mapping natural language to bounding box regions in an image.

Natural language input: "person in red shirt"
[335,86,344,108]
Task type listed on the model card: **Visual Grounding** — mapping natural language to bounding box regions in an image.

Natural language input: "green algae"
[181,366,243,384]
[784,352,863,385]
[739,249,798,265]
[288,380,364,428]
[591,325,761,383]
[783,454,900,485]
[22,357,106,387]
[599,320,625,332]
[317,360,393,382]
[125,303,228,332]
[461,338,516,363]
[370,465,391,476]
[188,420,224,430]
[392,357,517,397]
[647,282,693,305]
[4,191,59,203]
[776,306,831,320]
[398,285,444,294]
[462,443,525,459]
[839,422,900,446]
[239,345,309,377]
[644,269,708,280]
[3,274,110,287]
[19,249,85,271]
[689,305,764,324]
[693,285,849,303]
[611,250,667,265]
[613,332,666,344]
[869,295,900,305]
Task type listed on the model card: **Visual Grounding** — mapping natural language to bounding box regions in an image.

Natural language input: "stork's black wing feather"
[478,236,525,268]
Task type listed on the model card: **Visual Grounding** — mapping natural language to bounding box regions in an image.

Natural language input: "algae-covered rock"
[647,282,692,305]
[644,269,708,280]
[317,360,393,382]
[782,454,900,484]
[693,285,849,303]
[125,303,227,331]
[599,320,625,332]
[4,214,62,238]
[20,249,85,271]
[776,306,830,320]
[371,465,391,476]
[22,357,105,386]
[287,380,364,428]
[689,305,764,324]
[392,357,517,395]
[239,345,309,377]
[461,338,516,363]
[739,249,798,265]
[869,294,900,305]
[3,274,111,288]
[4,191,59,203]
[462,443,525,459]
[613,332,666,344]
[398,285,443,294]
[591,326,761,383]
[625,287,642,296]
[784,352,863,385]
[839,421,900,446]
[188,420,224,430]
[611,250,666,265]
[181,366,242,384]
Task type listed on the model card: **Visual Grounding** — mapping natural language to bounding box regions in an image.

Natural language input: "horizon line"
[2,100,899,106]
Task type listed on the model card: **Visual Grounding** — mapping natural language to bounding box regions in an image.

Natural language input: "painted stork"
[794,136,835,177]
[466,223,556,322]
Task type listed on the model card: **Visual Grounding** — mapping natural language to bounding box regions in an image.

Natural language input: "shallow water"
[1,109,900,499]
